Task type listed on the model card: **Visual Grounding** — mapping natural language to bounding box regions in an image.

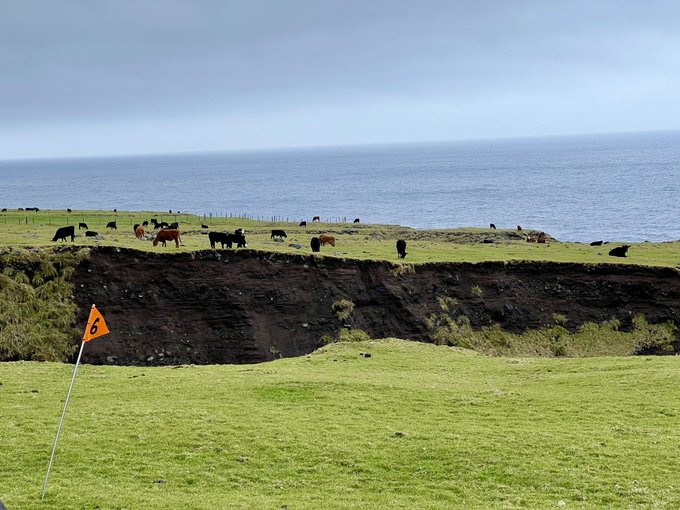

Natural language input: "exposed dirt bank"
[71,247,680,365]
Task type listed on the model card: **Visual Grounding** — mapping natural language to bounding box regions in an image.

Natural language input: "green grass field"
[2,208,680,267]
[2,339,680,509]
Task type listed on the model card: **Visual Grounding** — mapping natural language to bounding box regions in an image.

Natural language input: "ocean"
[1,130,678,242]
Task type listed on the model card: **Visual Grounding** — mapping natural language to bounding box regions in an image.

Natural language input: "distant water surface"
[0,130,678,242]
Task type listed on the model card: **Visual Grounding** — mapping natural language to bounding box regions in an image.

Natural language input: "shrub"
[436,295,458,313]
[321,328,371,344]
[390,263,415,277]
[552,313,568,326]
[332,299,355,322]
[471,285,484,298]
[0,248,89,362]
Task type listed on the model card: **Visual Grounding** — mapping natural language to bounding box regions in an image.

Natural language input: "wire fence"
[2,211,356,226]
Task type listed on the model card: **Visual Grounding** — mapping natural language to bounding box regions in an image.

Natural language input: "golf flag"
[83,304,109,342]
[43,304,111,500]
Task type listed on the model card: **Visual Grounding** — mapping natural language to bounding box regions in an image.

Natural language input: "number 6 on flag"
[83,305,110,342]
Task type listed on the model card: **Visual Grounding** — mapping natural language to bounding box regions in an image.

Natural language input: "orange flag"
[82,305,110,342]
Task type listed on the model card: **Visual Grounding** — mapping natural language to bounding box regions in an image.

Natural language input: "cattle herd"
[38,213,635,259]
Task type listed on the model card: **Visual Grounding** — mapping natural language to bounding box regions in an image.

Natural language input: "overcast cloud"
[1,0,679,158]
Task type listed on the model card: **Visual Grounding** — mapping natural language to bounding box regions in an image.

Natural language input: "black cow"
[169,222,179,229]
[608,245,630,258]
[517,225,522,232]
[106,221,117,230]
[271,229,287,239]
[52,225,75,242]
[201,224,209,229]
[26,207,39,212]
[142,221,149,227]
[312,216,320,222]
[209,232,230,249]
[310,237,321,252]
[209,232,247,249]
[1,208,6,212]
[85,230,99,237]
[590,240,603,246]
[490,223,496,229]
[353,218,360,224]
[78,222,88,230]
[66,208,72,213]
[158,221,170,229]
[299,221,307,228]
[235,228,245,235]
[396,239,407,258]
[113,208,117,212]
[228,233,247,248]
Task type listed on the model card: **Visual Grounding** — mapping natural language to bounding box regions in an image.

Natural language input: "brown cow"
[319,234,335,247]
[135,225,145,239]
[153,229,182,247]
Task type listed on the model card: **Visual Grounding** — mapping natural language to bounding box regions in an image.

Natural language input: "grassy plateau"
[1,208,679,267]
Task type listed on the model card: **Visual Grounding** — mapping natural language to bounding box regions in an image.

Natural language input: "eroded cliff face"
[71,247,680,365]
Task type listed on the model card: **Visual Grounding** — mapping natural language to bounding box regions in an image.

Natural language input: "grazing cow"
[271,229,287,239]
[133,224,140,232]
[52,225,75,242]
[312,216,320,222]
[153,229,182,247]
[26,207,39,212]
[150,218,158,225]
[396,239,407,258]
[517,225,522,232]
[169,210,172,213]
[1,208,6,212]
[310,237,321,252]
[299,221,307,228]
[85,230,99,237]
[537,232,547,244]
[490,223,496,229]
[227,233,247,248]
[106,221,117,230]
[201,224,209,229]
[66,208,72,213]
[608,245,630,258]
[142,221,149,227]
[135,225,145,239]
[113,208,117,212]
[319,234,336,247]
[158,221,170,229]
[590,240,604,246]
[169,222,179,230]
[235,228,245,235]
[78,222,88,230]
[209,231,230,249]
[209,232,247,249]
[353,218,360,224]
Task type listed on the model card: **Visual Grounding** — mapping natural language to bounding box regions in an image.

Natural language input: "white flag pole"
[41,338,87,500]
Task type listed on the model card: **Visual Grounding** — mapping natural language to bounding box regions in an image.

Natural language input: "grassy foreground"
[2,340,680,509]
[2,208,680,267]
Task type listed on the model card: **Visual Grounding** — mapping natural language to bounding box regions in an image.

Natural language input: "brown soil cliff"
[71,247,680,365]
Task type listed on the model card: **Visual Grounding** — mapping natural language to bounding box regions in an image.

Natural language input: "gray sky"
[1,0,679,159]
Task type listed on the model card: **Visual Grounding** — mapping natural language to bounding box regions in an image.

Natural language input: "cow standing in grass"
[396,239,407,258]
[153,229,182,247]
[52,226,75,242]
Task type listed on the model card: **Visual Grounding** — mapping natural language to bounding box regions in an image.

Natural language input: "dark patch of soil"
[71,247,680,365]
